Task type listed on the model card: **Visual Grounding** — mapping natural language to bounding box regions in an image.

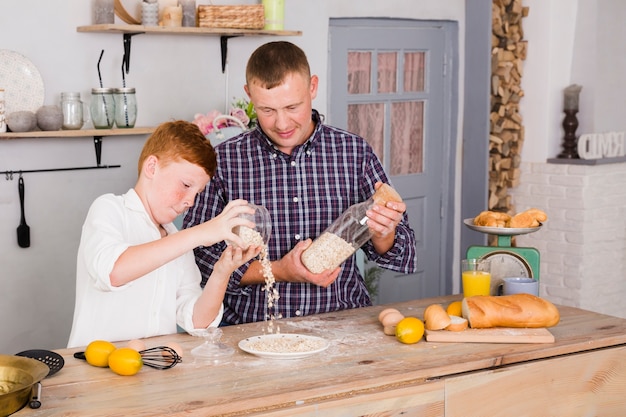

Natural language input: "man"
[184,41,417,324]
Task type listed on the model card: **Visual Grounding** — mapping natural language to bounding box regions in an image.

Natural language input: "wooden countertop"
[16,295,626,416]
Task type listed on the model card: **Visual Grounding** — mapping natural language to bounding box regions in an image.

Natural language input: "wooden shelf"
[77,24,302,37]
[77,24,302,72]
[0,127,155,140]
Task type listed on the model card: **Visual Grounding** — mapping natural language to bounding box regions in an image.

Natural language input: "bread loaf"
[462,293,560,328]
[372,183,403,205]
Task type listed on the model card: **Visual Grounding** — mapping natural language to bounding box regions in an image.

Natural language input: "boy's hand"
[214,244,262,277]
[197,199,256,248]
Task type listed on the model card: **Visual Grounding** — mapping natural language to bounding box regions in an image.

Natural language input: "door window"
[346,50,425,174]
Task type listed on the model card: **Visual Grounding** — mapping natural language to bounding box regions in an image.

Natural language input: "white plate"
[0,50,45,115]
[463,218,543,236]
[239,334,329,360]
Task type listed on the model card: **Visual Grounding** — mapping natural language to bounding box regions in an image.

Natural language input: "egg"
[381,311,405,328]
[164,342,183,358]
[127,339,147,352]
[378,308,401,323]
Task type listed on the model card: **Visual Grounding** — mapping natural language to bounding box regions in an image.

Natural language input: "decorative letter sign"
[577,132,626,159]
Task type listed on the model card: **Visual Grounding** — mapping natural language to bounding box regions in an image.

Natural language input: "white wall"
[520,0,626,162]
[0,0,465,353]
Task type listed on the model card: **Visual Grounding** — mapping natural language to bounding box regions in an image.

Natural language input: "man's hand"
[273,239,341,287]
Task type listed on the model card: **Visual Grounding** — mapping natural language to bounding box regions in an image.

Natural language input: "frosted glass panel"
[391,101,424,174]
[347,103,385,159]
[377,52,397,93]
[347,51,371,94]
[404,52,425,92]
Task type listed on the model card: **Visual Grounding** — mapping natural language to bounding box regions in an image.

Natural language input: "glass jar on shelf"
[60,92,84,130]
[90,87,115,129]
[113,87,137,128]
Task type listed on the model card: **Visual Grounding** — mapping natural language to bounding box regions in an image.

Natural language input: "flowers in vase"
[231,97,257,129]
[192,98,257,136]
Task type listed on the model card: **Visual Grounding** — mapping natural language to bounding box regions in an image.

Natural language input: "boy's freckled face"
[147,159,210,225]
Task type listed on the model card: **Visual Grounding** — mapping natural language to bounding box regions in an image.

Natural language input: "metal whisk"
[138,346,182,370]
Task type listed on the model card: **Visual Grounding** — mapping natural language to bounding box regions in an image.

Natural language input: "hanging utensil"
[17,175,30,248]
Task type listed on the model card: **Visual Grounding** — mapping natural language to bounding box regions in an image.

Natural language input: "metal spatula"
[17,176,30,248]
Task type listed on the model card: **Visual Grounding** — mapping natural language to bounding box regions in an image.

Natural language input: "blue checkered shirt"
[184,111,417,324]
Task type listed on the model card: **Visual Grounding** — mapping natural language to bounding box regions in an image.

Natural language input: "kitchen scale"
[463,218,541,295]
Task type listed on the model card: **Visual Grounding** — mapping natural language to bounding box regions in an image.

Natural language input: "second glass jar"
[113,87,137,128]
[90,87,115,129]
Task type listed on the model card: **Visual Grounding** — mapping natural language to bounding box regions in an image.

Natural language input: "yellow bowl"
[0,355,49,416]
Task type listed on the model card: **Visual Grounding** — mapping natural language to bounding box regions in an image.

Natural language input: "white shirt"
[67,189,222,348]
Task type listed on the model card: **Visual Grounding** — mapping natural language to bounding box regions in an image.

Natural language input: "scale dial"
[480,250,533,295]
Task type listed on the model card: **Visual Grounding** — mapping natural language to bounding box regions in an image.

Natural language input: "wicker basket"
[198,5,265,29]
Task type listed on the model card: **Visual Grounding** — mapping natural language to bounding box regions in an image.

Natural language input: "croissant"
[508,208,548,228]
[473,211,511,228]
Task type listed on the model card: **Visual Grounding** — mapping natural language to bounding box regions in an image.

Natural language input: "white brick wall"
[508,161,626,319]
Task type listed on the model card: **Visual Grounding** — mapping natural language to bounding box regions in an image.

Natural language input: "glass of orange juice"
[462,258,491,297]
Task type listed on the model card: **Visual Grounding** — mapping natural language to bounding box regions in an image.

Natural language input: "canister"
[141,2,159,26]
[301,184,402,274]
[60,92,84,130]
[90,88,115,129]
[113,88,137,128]
[180,0,196,27]
[232,203,272,249]
[262,0,284,30]
[94,0,115,24]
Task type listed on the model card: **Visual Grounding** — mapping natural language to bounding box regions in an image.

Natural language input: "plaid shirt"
[184,111,417,324]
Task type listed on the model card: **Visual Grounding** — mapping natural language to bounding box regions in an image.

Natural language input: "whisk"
[74,346,182,370]
[138,346,182,370]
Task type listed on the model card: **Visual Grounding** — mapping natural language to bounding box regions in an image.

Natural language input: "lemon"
[395,317,425,344]
[84,340,117,367]
[446,301,463,317]
[108,348,143,376]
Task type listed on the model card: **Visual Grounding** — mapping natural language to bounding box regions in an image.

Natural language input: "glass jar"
[90,87,115,129]
[232,203,272,249]
[93,0,115,24]
[60,92,84,130]
[113,87,137,128]
[301,184,401,273]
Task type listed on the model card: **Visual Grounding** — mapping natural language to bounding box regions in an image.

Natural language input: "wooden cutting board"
[425,327,555,344]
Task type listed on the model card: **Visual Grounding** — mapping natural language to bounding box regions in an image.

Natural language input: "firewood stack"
[489,0,529,213]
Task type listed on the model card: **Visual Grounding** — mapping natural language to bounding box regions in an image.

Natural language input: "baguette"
[462,294,560,328]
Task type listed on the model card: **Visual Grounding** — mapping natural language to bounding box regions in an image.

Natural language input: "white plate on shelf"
[463,218,543,236]
[0,50,45,115]
[239,334,329,360]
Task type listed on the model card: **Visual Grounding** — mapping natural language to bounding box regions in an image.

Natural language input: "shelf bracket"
[123,32,143,74]
[220,35,240,73]
[94,136,103,166]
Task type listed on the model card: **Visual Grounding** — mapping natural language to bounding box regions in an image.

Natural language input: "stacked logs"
[489,0,529,212]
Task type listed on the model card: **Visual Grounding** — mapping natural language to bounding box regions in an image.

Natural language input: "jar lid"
[91,87,114,93]
[113,87,136,93]
[61,92,81,98]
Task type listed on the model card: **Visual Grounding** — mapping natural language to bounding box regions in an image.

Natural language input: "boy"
[68,120,260,347]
